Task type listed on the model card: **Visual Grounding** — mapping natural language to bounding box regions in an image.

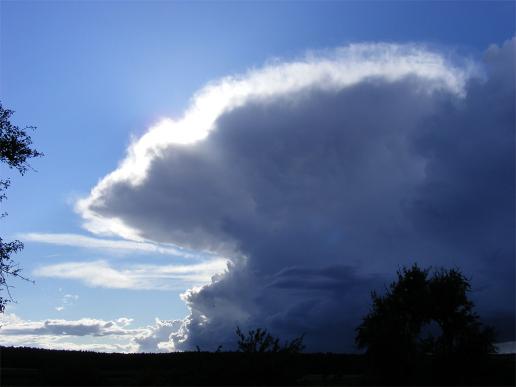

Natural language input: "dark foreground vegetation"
[1,346,514,386]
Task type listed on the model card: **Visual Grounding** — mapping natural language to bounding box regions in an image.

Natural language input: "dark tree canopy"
[356,264,495,382]
[0,102,42,312]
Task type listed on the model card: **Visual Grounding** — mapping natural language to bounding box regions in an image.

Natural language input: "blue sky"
[0,1,514,352]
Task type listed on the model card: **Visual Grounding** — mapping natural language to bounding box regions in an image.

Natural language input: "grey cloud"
[0,317,139,337]
[82,40,515,352]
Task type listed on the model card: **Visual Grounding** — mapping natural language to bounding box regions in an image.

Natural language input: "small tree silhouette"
[356,264,495,382]
[235,326,305,353]
[0,102,42,312]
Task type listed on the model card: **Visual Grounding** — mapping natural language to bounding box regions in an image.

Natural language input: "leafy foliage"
[236,326,305,353]
[356,264,495,382]
[0,102,42,312]
[0,239,24,313]
[356,265,430,361]
[0,104,42,174]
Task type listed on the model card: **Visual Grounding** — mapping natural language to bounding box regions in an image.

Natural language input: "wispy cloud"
[55,294,79,312]
[20,232,204,258]
[33,259,229,290]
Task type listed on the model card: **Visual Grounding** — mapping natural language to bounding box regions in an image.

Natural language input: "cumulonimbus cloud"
[76,43,475,242]
[76,40,515,352]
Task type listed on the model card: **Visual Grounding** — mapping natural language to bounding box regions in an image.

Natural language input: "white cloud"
[63,294,79,303]
[134,318,183,352]
[33,259,229,290]
[0,333,140,353]
[495,341,516,354]
[0,314,181,353]
[54,294,79,312]
[20,232,203,258]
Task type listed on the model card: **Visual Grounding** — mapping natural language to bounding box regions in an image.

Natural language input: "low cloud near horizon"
[0,313,179,353]
[37,39,515,352]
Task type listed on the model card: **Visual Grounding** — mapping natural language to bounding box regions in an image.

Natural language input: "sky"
[0,1,514,353]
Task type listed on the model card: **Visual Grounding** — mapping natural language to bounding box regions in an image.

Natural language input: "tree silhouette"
[0,102,42,312]
[356,264,495,382]
[426,268,495,357]
[235,326,305,353]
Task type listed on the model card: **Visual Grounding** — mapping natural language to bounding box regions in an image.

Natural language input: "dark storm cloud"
[80,41,515,351]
